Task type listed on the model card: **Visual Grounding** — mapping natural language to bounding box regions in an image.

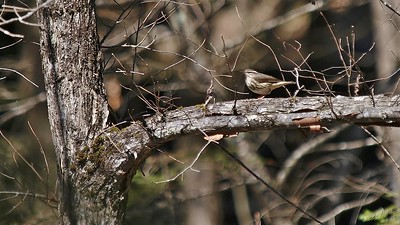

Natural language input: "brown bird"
[244,69,296,96]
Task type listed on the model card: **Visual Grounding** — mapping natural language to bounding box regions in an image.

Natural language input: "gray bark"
[87,94,399,224]
[145,95,400,140]
[37,0,112,224]
[36,1,400,224]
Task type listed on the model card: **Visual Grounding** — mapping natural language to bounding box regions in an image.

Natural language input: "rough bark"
[72,94,400,224]
[36,1,400,224]
[37,0,112,224]
[144,95,400,141]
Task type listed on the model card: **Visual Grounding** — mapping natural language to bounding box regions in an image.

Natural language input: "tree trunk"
[36,1,400,224]
[37,1,119,224]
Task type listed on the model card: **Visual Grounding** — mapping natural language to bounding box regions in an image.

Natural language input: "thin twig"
[155,140,212,184]
[215,143,322,224]
[0,131,44,182]
[360,126,400,171]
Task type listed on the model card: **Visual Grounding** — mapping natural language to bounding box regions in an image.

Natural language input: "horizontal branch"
[77,94,400,202]
[97,94,400,167]
[144,94,400,143]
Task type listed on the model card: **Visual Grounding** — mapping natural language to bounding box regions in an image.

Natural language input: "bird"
[243,69,296,96]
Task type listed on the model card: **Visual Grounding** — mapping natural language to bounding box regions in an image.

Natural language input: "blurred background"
[0,0,400,224]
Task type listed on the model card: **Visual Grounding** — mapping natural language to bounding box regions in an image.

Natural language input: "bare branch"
[0,67,38,88]
[0,92,46,125]
[144,95,400,143]
[155,140,211,184]
[360,125,400,171]
[0,1,54,37]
